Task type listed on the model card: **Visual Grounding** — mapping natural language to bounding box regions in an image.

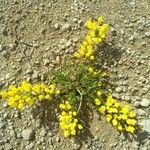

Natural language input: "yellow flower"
[126,119,136,126]
[98,16,103,24]
[74,52,81,59]
[74,119,78,123]
[88,67,94,73]
[114,102,120,108]
[39,95,44,100]
[71,129,76,135]
[89,31,95,37]
[83,41,88,46]
[59,104,66,109]
[117,124,123,131]
[56,90,61,95]
[93,37,100,44]
[129,111,136,118]
[121,105,129,114]
[18,103,24,109]
[106,114,112,122]
[100,24,109,33]
[78,124,83,129]
[64,130,70,137]
[99,106,106,113]
[97,91,102,96]
[86,35,93,45]
[86,20,93,29]
[95,98,101,105]
[125,126,135,133]
[73,111,77,116]
[90,55,94,60]
[61,111,67,116]
[106,96,115,106]
[93,72,98,76]
[101,33,106,39]
[0,91,8,98]
[121,114,128,120]
[45,95,51,100]
[112,119,118,126]
[91,22,98,30]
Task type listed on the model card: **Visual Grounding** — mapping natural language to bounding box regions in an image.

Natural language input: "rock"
[145,32,150,37]
[62,23,71,32]
[140,99,150,107]
[32,71,39,80]
[5,143,12,150]
[0,117,6,129]
[2,50,9,58]
[21,128,35,140]
[115,87,122,93]
[54,23,60,30]
[137,109,146,116]
[26,142,34,150]
[133,101,140,108]
[43,59,50,66]
[122,95,130,101]
[139,119,150,133]
[0,44,3,51]
[26,68,33,75]
[65,40,72,47]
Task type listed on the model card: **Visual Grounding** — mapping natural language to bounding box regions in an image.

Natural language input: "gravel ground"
[0,0,150,150]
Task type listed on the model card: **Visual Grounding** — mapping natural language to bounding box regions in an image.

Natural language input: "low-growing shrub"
[0,16,139,138]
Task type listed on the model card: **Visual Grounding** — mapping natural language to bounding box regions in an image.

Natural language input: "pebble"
[54,23,60,30]
[139,119,150,133]
[31,71,39,80]
[140,99,150,107]
[137,109,146,116]
[21,128,35,140]
[26,68,33,75]
[0,117,6,129]
[43,59,50,66]
[0,44,3,51]
[144,32,150,37]
[5,143,12,150]
[62,23,71,32]
[2,50,9,58]
[115,87,122,93]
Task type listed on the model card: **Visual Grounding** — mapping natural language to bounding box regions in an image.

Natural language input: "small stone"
[65,40,72,47]
[2,50,9,58]
[139,119,150,133]
[115,87,122,93]
[122,95,130,102]
[54,23,60,30]
[26,142,34,150]
[43,59,50,66]
[26,68,33,75]
[62,23,71,32]
[145,32,150,37]
[32,71,39,80]
[140,99,150,107]
[21,128,35,140]
[5,143,12,150]
[137,109,146,116]
[0,44,3,51]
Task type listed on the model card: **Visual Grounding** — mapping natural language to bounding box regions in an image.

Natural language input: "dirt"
[0,0,150,150]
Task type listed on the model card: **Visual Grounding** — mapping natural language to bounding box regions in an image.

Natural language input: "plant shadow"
[95,41,123,68]
[31,99,60,132]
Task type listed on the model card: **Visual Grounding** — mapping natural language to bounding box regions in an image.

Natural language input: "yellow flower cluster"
[74,16,109,60]
[97,95,137,133]
[0,81,60,109]
[59,101,83,138]
[87,66,107,78]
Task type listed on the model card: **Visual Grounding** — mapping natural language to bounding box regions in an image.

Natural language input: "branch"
[77,89,83,113]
